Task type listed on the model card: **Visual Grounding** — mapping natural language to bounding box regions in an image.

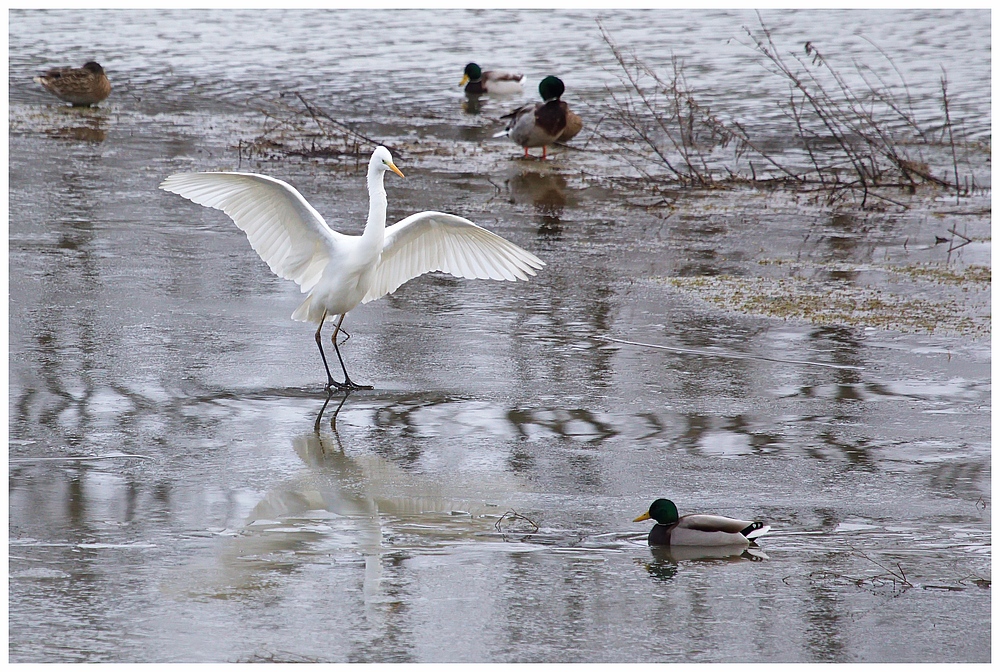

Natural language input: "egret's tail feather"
[291,295,315,323]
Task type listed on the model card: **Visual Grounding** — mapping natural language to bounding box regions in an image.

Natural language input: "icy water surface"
[8,9,991,663]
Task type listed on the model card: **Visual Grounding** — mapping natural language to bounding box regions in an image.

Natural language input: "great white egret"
[33,61,111,106]
[460,62,525,95]
[496,76,582,159]
[160,146,544,391]
[633,499,771,547]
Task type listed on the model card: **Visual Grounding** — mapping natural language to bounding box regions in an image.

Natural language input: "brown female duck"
[34,61,111,106]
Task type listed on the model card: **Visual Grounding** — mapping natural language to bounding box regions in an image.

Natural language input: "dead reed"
[596,15,983,209]
[237,92,392,167]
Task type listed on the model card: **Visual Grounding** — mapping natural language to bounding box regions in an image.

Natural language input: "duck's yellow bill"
[459,74,470,87]
[633,511,651,522]
[388,161,405,178]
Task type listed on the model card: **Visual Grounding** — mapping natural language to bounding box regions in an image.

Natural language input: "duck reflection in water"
[462,93,483,115]
[639,545,767,583]
[508,170,568,234]
[42,108,108,143]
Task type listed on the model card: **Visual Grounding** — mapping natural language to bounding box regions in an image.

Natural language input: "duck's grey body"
[503,100,568,148]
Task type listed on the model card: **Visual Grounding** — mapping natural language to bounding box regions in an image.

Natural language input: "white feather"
[362,211,543,303]
[160,147,544,387]
[159,172,342,294]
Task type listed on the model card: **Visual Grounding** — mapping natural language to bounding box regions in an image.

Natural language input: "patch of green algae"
[890,263,991,286]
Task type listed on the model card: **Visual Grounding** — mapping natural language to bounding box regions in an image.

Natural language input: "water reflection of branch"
[944,223,972,263]
[786,546,914,596]
[850,548,913,590]
[495,510,539,536]
[237,650,327,664]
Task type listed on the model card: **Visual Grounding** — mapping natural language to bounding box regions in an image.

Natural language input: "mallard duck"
[460,62,525,95]
[634,498,770,547]
[496,76,582,159]
[33,61,111,107]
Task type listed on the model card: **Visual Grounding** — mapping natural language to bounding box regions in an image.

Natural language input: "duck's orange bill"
[459,74,470,87]
[633,511,651,522]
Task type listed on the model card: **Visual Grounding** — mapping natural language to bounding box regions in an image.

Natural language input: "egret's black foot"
[343,379,373,391]
[325,378,372,392]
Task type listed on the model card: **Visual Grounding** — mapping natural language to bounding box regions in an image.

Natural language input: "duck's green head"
[538,76,565,102]
[461,62,483,86]
[633,499,679,525]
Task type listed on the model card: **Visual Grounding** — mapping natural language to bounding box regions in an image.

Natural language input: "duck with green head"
[496,75,582,159]
[460,62,525,95]
[634,498,770,547]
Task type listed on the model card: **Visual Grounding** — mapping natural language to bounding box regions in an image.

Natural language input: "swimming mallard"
[460,62,525,95]
[496,76,582,159]
[634,498,770,547]
[33,61,111,107]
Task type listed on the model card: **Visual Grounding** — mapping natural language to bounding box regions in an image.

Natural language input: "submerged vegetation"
[666,263,990,337]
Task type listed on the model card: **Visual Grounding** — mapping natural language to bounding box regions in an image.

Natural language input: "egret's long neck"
[362,166,387,251]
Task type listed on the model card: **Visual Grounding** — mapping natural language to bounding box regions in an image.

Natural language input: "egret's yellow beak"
[387,161,405,178]
[459,74,470,87]
[633,511,652,523]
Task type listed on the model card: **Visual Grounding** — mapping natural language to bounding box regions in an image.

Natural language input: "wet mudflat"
[8,9,990,663]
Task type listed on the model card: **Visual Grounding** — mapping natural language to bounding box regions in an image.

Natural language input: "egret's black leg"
[331,314,373,390]
[314,390,333,434]
[315,388,350,434]
[315,311,348,392]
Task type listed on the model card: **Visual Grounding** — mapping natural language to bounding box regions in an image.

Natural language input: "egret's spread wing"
[362,211,544,303]
[159,172,344,293]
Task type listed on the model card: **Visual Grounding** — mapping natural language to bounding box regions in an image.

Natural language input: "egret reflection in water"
[169,394,522,601]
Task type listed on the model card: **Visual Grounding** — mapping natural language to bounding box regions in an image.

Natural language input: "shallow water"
[8,8,991,663]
